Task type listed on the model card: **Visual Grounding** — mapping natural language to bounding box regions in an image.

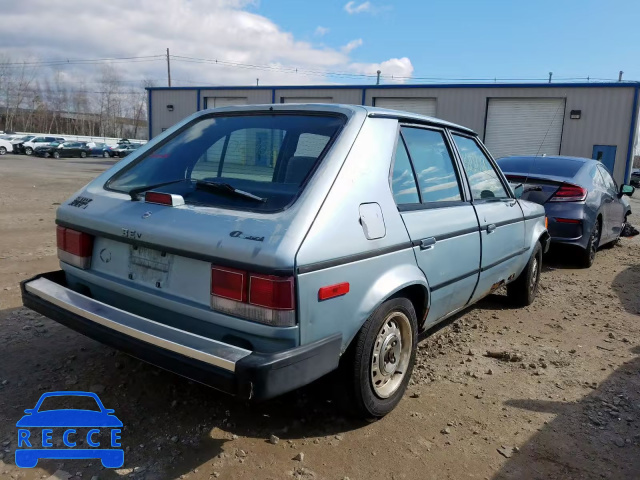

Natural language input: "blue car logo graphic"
[15,391,123,468]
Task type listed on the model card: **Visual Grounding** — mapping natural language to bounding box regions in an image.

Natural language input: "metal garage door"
[484,98,565,159]
[374,97,437,116]
[205,97,248,108]
[282,97,333,103]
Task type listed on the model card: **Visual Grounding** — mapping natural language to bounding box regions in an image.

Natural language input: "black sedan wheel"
[53,151,60,159]
[80,151,87,158]
[580,218,601,268]
[103,151,110,158]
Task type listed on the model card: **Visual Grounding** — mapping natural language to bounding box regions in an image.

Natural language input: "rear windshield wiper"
[195,180,265,202]
[128,179,187,200]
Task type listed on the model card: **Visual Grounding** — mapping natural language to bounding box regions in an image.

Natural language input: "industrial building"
[147,82,640,184]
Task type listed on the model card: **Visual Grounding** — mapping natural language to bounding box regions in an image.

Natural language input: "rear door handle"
[487,224,496,234]
[420,237,436,250]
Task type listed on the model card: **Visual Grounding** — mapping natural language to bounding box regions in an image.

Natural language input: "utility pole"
[618,70,624,82]
[256,78,259,86]
[376,70,381,85]
[166,48,172,87]
[548,72,552,83]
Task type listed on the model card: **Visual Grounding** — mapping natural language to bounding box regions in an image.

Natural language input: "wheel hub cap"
[370,312,412,399]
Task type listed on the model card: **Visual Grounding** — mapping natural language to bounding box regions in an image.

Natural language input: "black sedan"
[54,142,92,158]
[497,156,634,267]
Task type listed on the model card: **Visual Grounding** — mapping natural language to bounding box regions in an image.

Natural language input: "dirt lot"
[1,154,639,480]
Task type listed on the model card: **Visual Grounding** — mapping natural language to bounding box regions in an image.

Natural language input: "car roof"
[198,103,477,135]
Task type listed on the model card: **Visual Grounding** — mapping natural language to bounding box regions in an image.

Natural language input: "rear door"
[451,133,526,303]
[393,125,481,324]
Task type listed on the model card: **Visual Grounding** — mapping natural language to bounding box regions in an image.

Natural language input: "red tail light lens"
[249,275,295,310]
[549,183,587,202]
[211,266,246,302]
[56,226,94,269]
[210,265,295,326]
[555,217,582,224]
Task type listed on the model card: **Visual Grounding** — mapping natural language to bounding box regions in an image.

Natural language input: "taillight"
[210,265,295,327]
[549,183,587,202]
[57,226,94,269]
[555,217,582,224]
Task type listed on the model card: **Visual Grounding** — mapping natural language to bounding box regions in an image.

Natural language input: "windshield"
[106,113,345,212]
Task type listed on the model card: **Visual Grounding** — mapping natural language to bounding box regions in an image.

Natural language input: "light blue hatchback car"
[22,104,549,417]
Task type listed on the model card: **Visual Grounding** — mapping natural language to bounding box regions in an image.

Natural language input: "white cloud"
[341,39,363,54]
[349,57,414,83]
[344,1,371,14]
[0,0,411,88]
[314,26,329,37]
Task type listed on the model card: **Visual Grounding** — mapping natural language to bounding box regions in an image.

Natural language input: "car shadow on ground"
[541,244,586,271]
[492,346,640,479]
[0,306,368,479]
[611,264,640,316]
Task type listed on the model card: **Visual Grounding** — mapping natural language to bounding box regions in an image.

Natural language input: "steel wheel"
[0,146,6,155]
[370,311,413,399]
[25,147,33,155]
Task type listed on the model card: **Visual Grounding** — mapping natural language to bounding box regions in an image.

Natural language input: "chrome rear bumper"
[24,275,251,372]
[21,271,342,400]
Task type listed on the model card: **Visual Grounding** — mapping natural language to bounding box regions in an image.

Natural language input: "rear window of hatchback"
[106,112,346,212]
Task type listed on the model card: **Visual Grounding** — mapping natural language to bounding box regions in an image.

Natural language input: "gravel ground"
[0,154,639,480]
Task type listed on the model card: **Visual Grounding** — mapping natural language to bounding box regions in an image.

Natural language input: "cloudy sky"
[1,0,638,88]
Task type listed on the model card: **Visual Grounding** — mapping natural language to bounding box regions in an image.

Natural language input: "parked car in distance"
[22,105,549,418]
[0,137,13,155]
[34,142,63,157]
[52,142,92,159]
[23,136,65,155]
[112,143,141,157]
[497,156,634,267]
[11,135,36,154]
[631,168,640,188]
[86,142,115,158]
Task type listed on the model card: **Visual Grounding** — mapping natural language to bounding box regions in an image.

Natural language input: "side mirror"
[621,184,635,197]
[513,183,524,199]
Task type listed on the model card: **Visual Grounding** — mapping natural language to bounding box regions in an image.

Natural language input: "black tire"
[0,146,6,155]
[507,242,542,307]
[80,151,87,158]
[580,217,601,268]
[25,147,33,155]
[103,151,110,158]
[53,151,60,159]
[344,297,418,419]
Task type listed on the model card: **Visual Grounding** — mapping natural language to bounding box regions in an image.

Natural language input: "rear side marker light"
[318,282,350,301]
[145,192,185,206]
[549,183,587,202]
[210,265,296,327]
[56,226,94,269]
[555,218,582,224]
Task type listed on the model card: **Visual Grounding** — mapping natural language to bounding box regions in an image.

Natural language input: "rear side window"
[453,134,508,200]
[391,138,419,205]
[107,114,345,212]
[401,127,462,203]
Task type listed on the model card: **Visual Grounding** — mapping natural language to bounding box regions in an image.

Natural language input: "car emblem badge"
[142,211,152,219]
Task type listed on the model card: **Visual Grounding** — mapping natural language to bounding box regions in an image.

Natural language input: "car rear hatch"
[505,173,569,204]
[53,107,360,349]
